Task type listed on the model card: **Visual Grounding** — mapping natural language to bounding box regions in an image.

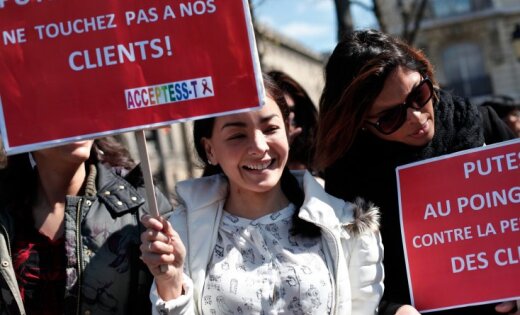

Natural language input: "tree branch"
[372,0,387,32]
[408,0,429,44]
[349,0,374,12]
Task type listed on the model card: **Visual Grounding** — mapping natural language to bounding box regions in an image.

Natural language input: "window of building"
[441,42,492,97]
[429,0,492,18]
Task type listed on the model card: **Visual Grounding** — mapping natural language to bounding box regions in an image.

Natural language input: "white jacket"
[151,170,384,315]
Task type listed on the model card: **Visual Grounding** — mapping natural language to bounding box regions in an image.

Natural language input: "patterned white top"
[201,204,333,315]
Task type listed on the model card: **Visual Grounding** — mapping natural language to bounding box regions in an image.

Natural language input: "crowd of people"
[0,29,518,315]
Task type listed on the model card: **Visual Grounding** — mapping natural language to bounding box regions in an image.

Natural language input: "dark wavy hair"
[268,70,318,170]
[0,137,135,209]
[315,29,437,170]
[193,73,320,237]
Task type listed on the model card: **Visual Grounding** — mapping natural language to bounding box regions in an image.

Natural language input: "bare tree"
[335,0,429,44]
[334,0,354,40]
[396,0,429,43]
[249,0,428,51]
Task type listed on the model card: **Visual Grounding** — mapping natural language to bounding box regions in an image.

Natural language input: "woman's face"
[33,140,94,165]
[504,109,520,138]
[366,66,435,146]
[202,96,289,195]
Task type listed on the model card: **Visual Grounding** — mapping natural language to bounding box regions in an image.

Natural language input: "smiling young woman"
[139,73,384,315]
[315,29,517,315]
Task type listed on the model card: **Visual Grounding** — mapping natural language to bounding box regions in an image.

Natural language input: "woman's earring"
[208,159,215,166]
[361,127,367,132]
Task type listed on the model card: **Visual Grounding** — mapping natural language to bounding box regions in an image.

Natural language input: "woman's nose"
[406,107,423,122]
[248,131,269,156]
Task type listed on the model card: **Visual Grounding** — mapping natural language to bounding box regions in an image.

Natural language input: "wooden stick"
[135,130,168,273]
[135,130,159,217]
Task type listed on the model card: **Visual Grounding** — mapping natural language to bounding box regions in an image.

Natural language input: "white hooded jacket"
[150,170,384,315]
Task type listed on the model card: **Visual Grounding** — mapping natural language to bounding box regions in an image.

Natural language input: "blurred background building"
[379,0,520,103]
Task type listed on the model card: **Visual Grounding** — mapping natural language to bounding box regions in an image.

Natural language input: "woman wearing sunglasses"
[315,29,516,315]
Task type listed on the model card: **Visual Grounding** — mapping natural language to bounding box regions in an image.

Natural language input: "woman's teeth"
[245,160,272,170]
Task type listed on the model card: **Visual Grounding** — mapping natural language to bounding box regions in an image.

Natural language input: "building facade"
[378,0,520,104]
[255,23,326,104]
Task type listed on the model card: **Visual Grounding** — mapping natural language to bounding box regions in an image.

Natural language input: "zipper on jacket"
[75,198,84,315]
[0,223,11,257]
[305,220,341,314]
[2,220,28,314]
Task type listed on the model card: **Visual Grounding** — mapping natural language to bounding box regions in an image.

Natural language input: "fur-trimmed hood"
[347,197,380,235]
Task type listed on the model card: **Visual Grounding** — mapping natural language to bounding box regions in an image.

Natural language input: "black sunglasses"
[365,77,434,135]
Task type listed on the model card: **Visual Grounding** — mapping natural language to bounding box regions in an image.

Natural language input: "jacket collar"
[0,163,146,240]
[175,170,349,228]
[175,174,229,212]
[297,170,350,228]
[96,163,145,214]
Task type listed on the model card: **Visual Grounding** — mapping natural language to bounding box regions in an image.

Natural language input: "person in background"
[140,73,384,315]
[0,137,172,314]
[480,95,520,138]
[314,29,516,315]
[268,70,319,172]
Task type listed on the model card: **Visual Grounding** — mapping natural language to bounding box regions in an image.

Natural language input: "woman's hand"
[140,214,186,301]
[495,300,519,314]
[395,305,421,315]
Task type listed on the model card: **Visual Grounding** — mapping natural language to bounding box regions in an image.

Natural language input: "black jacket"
[324,90,515,315]
[0,162,173,315]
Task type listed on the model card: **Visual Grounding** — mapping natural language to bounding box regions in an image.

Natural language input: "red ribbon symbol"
[202,79,213,95]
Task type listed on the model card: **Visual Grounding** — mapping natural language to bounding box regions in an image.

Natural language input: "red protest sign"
[397,139,520,313]
[0,0,263,154]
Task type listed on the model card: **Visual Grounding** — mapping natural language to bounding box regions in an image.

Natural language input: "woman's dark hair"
[268,70,318,170]
[93,136,136,170]
[193,73,320,237]
[480,96,520,119]
[315,29,437,170]
[0,137,135,209]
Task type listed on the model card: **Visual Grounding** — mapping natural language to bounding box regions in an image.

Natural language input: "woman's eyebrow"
[220,121,246,130]
[220,114,280,130]
[259,114,279,123]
